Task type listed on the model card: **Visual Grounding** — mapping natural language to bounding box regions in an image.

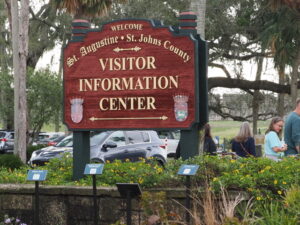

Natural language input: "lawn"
[210,120,270,140]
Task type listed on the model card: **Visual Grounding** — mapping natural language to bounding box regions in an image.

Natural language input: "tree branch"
[29,7,60,31]
[208,77,296,94]
[209,63,232,78]
[209,105,276,121]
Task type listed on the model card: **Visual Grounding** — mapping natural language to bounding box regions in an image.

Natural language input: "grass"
[210,120,270,140]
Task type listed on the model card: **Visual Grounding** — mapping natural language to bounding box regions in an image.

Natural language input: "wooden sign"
[64,19,199,130]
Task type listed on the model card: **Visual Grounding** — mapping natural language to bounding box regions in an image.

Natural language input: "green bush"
[0,154,300,202]
[0,154,24,169]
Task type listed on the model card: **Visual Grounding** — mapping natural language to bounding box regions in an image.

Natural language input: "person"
[265,117,287,161]
[284,98,300,156]
[231,122,256,157]
[203,123,217,155]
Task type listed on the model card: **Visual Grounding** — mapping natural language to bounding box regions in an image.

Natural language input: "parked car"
[0,130,14,154]
[33,132,65,145]
[28,135,73,166]
[157,130,180,158]
[90,130,167,165]
[28,130,167,166]
[47,135,66,146]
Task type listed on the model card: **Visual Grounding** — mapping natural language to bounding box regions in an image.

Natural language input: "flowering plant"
[0,215,26,225]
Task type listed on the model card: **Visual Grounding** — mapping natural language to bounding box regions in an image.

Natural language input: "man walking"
[284,98,300,156]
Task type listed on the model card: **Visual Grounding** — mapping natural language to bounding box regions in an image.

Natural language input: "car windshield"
[56,136,73,147]
[49,135,64,141]
[90,132,107,146]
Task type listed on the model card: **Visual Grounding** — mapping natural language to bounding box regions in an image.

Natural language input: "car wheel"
[152,156,166,167]
[167,153,176,158]
[90,158,104,163]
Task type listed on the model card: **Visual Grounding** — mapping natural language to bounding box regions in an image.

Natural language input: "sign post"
[178,165,199,225]
[27,170,48,225]
[84,164,104,225]
[116,183,142,225]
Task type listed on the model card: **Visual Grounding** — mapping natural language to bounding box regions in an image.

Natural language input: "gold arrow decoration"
[89,115,168,121]
[113,46,141,52]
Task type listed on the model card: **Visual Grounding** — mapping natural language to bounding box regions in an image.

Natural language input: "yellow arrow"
[89,116,168,121]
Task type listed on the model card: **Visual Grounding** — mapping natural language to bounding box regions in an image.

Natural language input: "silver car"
[28,135,73,166]
[28,130,167,166]
[90,130,167,165]
[0,130,14,154]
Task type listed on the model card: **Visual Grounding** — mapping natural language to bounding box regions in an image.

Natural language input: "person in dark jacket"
[231,122,256,157]
[204,123,217,155]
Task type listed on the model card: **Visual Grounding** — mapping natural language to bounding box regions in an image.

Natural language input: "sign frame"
[27,170,48,181]
[63,18,200,131]
[84,163,104,175]
[177,164,199,176]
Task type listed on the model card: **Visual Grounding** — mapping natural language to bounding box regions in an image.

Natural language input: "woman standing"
[231,122,256,157]
[265,117,287,161]
[203,123,217,155]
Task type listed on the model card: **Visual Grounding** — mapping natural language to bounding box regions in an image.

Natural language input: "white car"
[157,130,180,158]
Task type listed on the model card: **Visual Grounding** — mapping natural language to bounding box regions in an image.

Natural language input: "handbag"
[240,143,251,156]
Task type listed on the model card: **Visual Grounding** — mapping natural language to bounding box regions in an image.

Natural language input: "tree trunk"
[291,49,300,106]
[0,19,7,129]
[190,0,207,154]
[11,0,29,163]
[11,0,20,155]
[54,112,60,132]
[0,90,6,129]
[277,66,285,117]
[18,0,29,162]
[190,0,206,39]
[252,56,264,134]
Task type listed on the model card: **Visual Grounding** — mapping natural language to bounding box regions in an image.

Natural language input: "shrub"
[0,154,300,202]
[0,154,24,169]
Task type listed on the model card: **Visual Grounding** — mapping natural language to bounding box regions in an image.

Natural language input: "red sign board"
[64,19,198,130]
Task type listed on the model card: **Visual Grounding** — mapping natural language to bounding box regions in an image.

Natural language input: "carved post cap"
[179,11,197,31]
[71,19,90,42]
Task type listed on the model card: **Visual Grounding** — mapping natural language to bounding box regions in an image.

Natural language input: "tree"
[252,55,264,134]
[27,3,72,68]
[260,3,300,113]
[96,0,190,26]
[52,0,126,18]
[27,69,63,143]
[9,0,29,162]
[269,0,300,12]
[0,1,13,129]
[0,73,14,130]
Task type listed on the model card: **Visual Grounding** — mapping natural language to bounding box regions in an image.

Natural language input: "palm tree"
[269,0,300,12]
[263,1,300,109]
[52,0,125,18]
